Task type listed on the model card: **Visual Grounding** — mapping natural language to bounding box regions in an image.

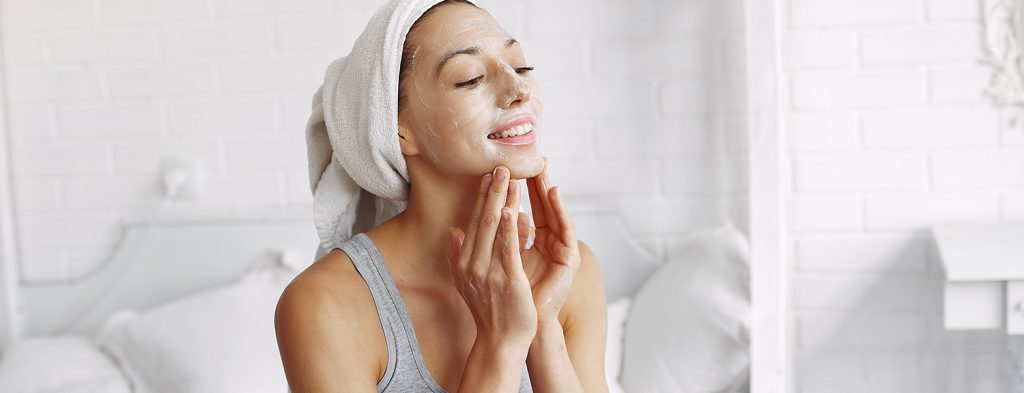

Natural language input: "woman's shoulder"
[275,248,388,387]
[278,247,376,322]
[560,239,606,325]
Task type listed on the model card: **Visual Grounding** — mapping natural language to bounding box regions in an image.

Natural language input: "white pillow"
[97,267,293,393]
[0,336,131,393]
[620,223,750,393]
[606,297,631,393]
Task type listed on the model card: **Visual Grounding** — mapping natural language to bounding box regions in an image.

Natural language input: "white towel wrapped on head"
[306,0,472,258]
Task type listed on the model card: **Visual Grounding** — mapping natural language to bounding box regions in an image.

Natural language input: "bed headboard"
[17,209,658,337]
[570,208,660,302]
[19,218,321,336]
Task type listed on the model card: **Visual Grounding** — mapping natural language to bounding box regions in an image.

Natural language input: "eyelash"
[455,66,535,89]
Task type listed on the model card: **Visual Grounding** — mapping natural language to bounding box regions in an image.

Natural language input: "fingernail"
[495,166,507,181]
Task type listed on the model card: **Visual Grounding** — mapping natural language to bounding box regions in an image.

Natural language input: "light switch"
[1009,281,1024,335]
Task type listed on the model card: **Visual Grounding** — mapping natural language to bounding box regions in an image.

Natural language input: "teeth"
[488,123,534,139]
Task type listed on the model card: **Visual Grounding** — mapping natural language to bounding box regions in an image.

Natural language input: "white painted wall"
[0,36,21,347]
[0,0,748,329]
[782,0,1023,391]
[747,0,787,390]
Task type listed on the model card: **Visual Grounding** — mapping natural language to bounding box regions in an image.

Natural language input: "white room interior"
[0,0,1023,392]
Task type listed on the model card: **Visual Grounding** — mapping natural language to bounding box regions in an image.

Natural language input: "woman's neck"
[370,164,519,288]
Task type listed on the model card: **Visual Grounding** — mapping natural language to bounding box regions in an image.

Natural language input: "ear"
[397,118,420,157]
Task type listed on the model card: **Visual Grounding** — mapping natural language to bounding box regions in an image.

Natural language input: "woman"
[275,1,608,391]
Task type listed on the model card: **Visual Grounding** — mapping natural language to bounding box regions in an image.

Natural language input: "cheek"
[426,90,492,139]
[528,82,544,114]
[407,77,544,174]
[414,104,481,159]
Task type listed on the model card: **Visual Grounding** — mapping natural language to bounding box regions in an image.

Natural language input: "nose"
[498,66,530,108]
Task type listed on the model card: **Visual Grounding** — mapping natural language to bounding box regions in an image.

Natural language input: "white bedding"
[0,224,750,393]
[0,266,294,393]
[621,223,751,393]
[95,267,292,393]
[0,336,131,393]
[2,300,628,393]
[2,293,631,393]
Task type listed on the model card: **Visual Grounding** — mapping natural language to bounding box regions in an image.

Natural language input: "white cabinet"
[934,221,1024,335]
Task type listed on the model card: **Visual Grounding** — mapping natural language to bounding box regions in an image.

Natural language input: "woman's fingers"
[516,212,530,250]
[507,179,525,249]
[504,181,527,280]
[534,158,561,234]
[526,176,547,229]
[496,206,527,282]
[470,166,510,272]
[493,179,525,279]
[491,179,518,273]
[548,186,578,252]
[461,173,493,262]
[506,179,521,214]
[527,158,555,231]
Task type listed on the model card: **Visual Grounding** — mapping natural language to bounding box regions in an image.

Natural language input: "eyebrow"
[434,38,519,76]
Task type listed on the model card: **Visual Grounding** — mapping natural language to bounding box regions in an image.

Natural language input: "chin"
[506,155,545,179]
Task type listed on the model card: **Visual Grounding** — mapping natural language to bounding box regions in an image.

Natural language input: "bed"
[0,208,750,393]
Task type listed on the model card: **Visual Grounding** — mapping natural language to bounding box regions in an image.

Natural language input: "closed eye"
[455,75,483,88]
[455,66,534,89]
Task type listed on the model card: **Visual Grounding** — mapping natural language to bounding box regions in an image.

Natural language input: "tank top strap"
[336,233,406,391]
[337,233,446,392]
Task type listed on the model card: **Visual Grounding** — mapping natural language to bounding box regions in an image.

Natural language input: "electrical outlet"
[158,156,201,200]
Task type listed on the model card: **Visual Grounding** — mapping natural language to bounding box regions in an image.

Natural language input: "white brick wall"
[784,0,1020,391]
[791,70,926,110]
[1,0,748,295]
[794,153,927,191]
[860,26,981,65]
[789,0,920,27]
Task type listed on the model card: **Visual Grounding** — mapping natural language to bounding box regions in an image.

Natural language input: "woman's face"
[397,3,544,179]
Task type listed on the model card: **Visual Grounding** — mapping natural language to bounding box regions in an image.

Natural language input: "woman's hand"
[448,166,537,349]
[520,158,581,325]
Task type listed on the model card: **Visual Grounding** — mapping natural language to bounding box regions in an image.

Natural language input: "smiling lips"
[487,114,536,145]
[487,122,534,139]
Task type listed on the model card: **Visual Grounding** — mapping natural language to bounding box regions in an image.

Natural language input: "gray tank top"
[337,233,534,393]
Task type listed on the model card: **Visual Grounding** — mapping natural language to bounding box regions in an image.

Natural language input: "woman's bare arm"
[526,240,609,393]
[517,160,607,392]
[275,262,382,393]
[457,335,531,392]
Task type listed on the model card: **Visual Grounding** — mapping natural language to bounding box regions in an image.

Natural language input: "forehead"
[409,4,509,57]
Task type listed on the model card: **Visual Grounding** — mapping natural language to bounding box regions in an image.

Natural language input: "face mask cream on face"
[397,2,545,179]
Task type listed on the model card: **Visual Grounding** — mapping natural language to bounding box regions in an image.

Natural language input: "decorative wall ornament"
[984,0,1024,129]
